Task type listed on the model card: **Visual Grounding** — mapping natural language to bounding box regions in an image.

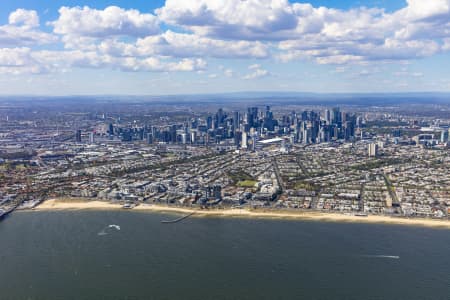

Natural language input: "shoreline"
[34,199,450,229]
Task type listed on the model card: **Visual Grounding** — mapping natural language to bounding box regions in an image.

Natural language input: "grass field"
[237,180,258,188]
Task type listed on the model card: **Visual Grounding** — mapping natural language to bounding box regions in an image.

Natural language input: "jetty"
[161,212,195,224]
[0,205,18,222]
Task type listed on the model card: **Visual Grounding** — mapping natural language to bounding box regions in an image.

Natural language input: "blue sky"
[0,0,449,95]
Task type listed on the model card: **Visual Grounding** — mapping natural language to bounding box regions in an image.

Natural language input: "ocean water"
[0,211,449,300]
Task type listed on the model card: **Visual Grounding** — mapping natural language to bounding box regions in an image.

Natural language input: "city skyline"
[1,0,450,95]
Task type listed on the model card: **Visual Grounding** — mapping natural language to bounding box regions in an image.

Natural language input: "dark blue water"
[0,211,449,300]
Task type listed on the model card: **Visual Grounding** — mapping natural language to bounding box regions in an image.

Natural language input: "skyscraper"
[233,111,240,131]
[241,131,248,149]
[75,130,82,143]
[441,130,449,143]
[325,109,331,124]
[368,143,378,157]
[247,107,258,128]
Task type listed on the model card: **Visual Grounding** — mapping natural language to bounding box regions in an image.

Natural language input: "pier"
[0,205,18,222]
[161,212,195,224]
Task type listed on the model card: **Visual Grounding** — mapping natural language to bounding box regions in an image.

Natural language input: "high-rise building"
[147,133,153,144]
[241,131,248,149]
[368,143,378,157]
[325,109,331,124]
[332,107,341,124]
[181,133,187,144]
[170,125,177,143]
[108,123,114,135]
[190,131,196,144]
[217,108,224,126]
[441,130,449,143]
[75,130,82,143]
[247,107,258,128]
[206,116,213,130]
[233,111,240,130]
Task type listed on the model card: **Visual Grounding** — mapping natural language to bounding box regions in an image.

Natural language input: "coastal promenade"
[34,199,450,229]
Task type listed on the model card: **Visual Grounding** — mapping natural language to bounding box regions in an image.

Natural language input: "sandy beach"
[35,199,450,229]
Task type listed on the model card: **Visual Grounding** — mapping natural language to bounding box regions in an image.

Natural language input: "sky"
[1,0,450,95]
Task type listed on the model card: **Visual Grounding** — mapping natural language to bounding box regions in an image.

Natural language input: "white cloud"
[0,47,32,67]
[402,0,450,21]
[393,70,424,77]
[224,69,234,77]
[0,9,56,46]
[0,47,54,74]
[443,38,450,50]
[74,30,268,61]
[134,31,269,59]
[0,47,207,75]
[51,6,159,38]
[248,64,261,70]
[157,0,450,65]
[9,9,40,28]
[243,67,270,80]
[2,1,450,77]
[157,0,300,40]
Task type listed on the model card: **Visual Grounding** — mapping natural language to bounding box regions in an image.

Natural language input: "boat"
[355,213,368,217]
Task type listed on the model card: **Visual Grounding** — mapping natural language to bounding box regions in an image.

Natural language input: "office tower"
[251,134,257,151]
[325,109,331,124]
[301,111,309,121]
[441,130,449,143]
[217,108,224,126]
[89,132,94,144]
[368,143,378,157]
[108,123,114,135]
[206,116,213,130]
[122,130,132,142]
[311,120,320,143]
[191,118,198,129]
[234,130,242,147]
[247,107,258,128]
[75,130,82,143]
[265,106,272,119]
[241,131,248,149]
[181,133,187,144]
[332,107,341,124]
[356,116,362,128]
[147,133,153,144]
[344,121,355,141]
[170,125,177,143]
[233,111,240,130]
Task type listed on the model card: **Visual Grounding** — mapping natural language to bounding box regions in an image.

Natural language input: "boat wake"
[361,255,400,259]
[98,224,121,236]
[108,224,121,230]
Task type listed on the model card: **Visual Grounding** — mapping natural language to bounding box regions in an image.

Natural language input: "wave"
[361,255,400,259]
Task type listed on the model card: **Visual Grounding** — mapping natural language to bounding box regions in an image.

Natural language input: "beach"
[34,198,450,229]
